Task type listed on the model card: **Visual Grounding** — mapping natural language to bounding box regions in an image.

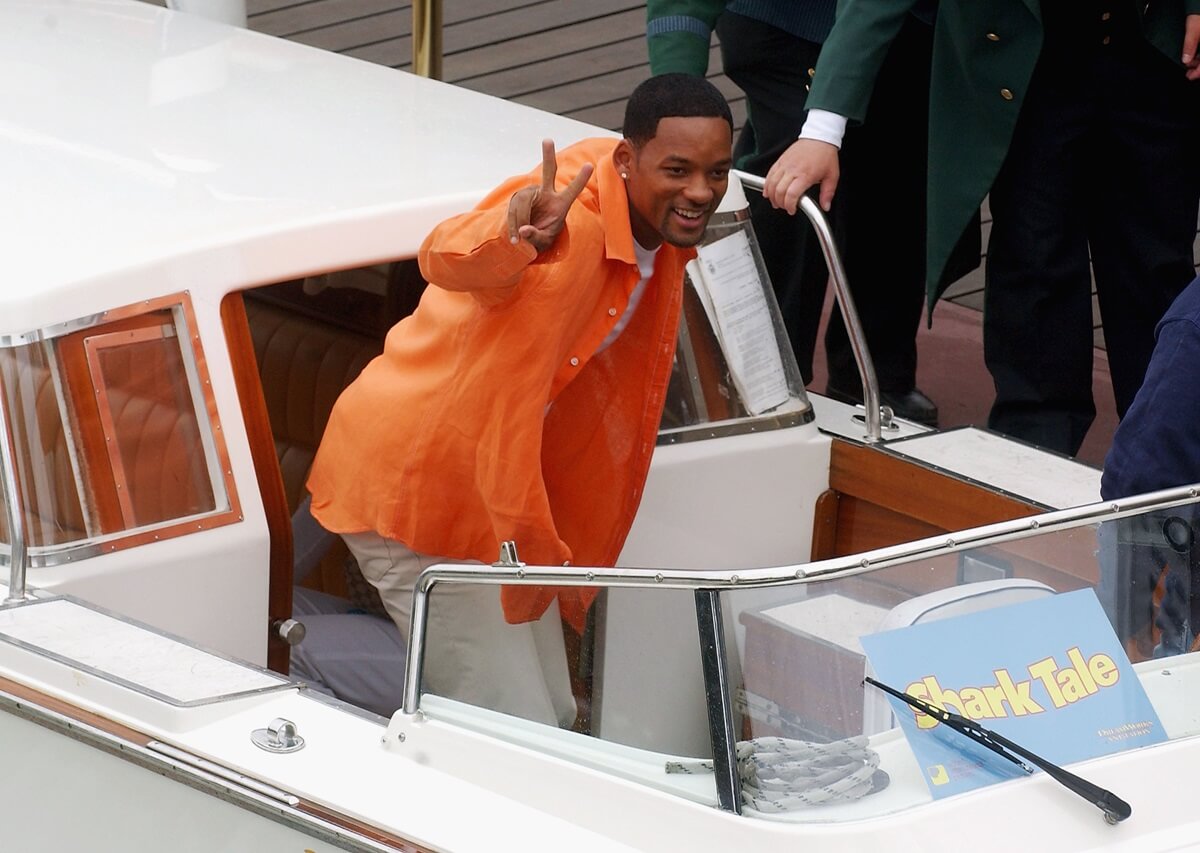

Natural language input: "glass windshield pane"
[659,210,812,441]
[0,298,234,559]
[418,583,721,808]
[411,497,1200,820]
[723,496,1200,821]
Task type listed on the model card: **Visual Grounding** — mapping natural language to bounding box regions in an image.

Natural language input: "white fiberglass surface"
[887,427,1102,510]
[0,0,602,330]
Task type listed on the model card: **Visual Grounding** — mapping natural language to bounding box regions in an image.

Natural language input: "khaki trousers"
[342,531,577,727]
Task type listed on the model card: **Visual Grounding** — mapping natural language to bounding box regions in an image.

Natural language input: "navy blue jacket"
[1102,276,1200,500]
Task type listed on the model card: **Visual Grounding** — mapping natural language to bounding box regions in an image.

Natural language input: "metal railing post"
[737,174,885,443]
[402,578,430,714]
[412,0,443,80]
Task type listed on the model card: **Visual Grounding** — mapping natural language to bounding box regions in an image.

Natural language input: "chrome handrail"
[412,0,443,80]
[737,173,884,443]
[399,483,1200,714]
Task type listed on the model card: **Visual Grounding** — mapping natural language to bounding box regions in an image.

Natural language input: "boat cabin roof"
[0,0,603,338]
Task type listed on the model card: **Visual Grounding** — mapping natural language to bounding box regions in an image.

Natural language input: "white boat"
[2,1,1198,850]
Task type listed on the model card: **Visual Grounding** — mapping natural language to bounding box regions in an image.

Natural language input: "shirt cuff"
[799,109,848,149]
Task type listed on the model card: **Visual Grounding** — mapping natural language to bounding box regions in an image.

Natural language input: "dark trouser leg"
[825,15,932,395]
[985,59,1096,456]
[716,12,826,384]
[1087,44,1200,417]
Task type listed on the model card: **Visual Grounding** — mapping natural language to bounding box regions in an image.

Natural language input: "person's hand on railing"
[1183,14,1200,81]
[763,138,840,214]
[507,139,594,253]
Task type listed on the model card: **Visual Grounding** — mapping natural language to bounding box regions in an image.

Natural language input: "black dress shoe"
[824,383,939,427]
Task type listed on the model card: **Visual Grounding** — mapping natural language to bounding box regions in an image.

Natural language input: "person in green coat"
[765,0,1200,456]
[647,0,957,425]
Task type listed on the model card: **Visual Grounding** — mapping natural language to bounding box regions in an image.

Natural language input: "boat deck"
[194,0,1199,465]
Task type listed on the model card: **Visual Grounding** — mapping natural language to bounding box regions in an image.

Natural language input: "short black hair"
[622,74,733,147]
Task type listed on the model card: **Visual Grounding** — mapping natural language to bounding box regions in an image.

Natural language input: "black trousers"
[716,12,938,392]
[985,33,1200,456]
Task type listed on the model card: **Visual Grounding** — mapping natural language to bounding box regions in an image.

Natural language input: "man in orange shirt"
[306,76,734,723]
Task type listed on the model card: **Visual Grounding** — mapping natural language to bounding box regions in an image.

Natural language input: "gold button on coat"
[1000,88,1014,100]
[986,32,1000,41]
[1101,11,1111,20]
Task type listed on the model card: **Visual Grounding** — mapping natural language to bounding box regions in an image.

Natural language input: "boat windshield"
[658,204,813,444]
[719,494,1200,820]
[412,490,1200,822]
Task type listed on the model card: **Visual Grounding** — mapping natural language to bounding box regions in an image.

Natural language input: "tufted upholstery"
[245,296,382,514]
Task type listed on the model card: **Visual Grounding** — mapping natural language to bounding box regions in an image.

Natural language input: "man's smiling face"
[616,116,733,249]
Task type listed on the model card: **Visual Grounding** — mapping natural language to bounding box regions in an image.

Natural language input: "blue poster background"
[860,588,1165,799]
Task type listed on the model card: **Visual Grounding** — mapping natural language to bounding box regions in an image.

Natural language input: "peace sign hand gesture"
[507,139,594,253]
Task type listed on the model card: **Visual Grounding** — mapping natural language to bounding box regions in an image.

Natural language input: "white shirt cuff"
[799,109,848,149]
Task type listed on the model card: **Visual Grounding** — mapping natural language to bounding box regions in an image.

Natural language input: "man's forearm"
[418,203,538,294]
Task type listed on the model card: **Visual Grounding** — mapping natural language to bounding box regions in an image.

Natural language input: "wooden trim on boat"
[0,672,151,745]
[811,438,1038,562]
[828,438,1042,533]
[221,293,294,674]
[815,438,1100,592]
[809,489,840,561]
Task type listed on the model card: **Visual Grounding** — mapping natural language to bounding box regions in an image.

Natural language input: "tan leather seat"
[245,297,382,514]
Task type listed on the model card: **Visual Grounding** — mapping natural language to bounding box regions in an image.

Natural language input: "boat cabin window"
[0,294,238,564]
[411,493,1200,820]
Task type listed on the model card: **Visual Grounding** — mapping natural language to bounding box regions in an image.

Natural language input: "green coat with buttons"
[807,0,1200,309]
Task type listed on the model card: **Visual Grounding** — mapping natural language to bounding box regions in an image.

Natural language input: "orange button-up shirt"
[307,138,692,630]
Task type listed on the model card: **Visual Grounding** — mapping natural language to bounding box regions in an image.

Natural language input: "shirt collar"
[597,148,639,265]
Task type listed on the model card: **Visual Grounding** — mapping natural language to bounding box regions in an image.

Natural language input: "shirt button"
[569,357,579,366]
[1000,88,1014,101]
[608,307,617,316]
[986,32,1000,41]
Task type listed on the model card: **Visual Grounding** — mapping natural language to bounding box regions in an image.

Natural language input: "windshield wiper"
[864,676,1131,824]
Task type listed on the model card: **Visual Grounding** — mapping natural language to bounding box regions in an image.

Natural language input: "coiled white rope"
[666,735,886,812]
